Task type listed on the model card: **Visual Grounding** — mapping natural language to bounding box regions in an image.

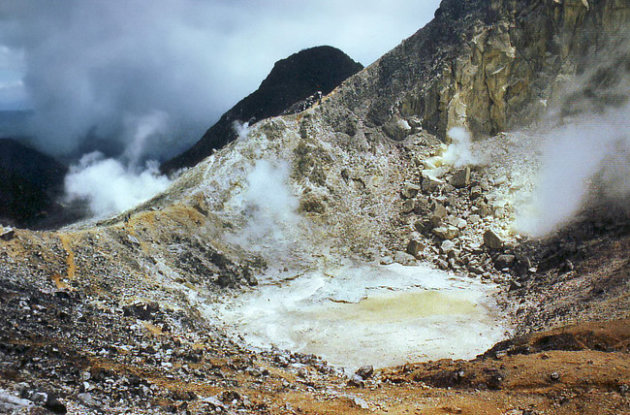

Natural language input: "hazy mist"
[0,0,440,160]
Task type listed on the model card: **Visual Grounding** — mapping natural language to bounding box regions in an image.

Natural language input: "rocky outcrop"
[328,0,630,141]
[161,46,363,174]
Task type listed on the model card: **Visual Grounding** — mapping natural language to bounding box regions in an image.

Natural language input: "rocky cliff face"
[329,0,630,140]
[160,46,363,174]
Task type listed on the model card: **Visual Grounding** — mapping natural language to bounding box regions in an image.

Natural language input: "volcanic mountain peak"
[160,45,363,174]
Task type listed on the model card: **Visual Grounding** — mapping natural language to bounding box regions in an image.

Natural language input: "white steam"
[442,127,476,167]
[122,111,169,168]
[64,113,172,218]
[515,105,630,237]
[64,154,171,218]
[228,159,301,255]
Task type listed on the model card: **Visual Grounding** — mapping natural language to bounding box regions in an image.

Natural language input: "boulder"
[355,365,374,380]
[449,167,471,188]
[401,183,421,199]
[379,256,394,265]
[401,199,415,214]
[0,227,15,241]
[483,230,503,249]
[406,234,425,257]
[495,254,516,269]
[440,240,456,255]
[470,186,483,199]
[383,117,413,140]
[414,196,431,215]
[448,217,467,229]
[432,202,448,219]
[123,302,160,320]
[433,225,460,240]
[394,251,417,266]
[468,214,481,224]
[421,170,444,192]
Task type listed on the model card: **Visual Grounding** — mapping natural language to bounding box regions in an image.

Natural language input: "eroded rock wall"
[330,0,630,141]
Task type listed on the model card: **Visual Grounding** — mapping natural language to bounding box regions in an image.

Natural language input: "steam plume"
[515,104,630,237]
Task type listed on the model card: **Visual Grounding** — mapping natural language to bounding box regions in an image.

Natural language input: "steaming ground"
[56,101,630,371]
[513,104,630,236]
[213,263,507,372]
[188,128,510,372]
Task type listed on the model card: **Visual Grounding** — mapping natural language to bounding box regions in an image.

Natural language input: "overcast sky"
[0,0,441,158]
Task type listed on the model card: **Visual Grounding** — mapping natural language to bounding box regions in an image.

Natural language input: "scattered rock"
[401,199,416,214]
[380,256,394,265]
[470,186,483,199]
[448,217,467,229]
[406,234,425,257]
[432,202,448,219]
[77,393,98,407]
[347,375,365,388]
[383,117,413,140]
[0,390,32,412]
[44,393,66,414]
[414,196,431,214]
[495,254,516,269]
[30,391,48,405]
[219,390,241,405]
[123,302,160,320]
[549,372,560,382]
[421,171,444,192]
[0,227,15,241]
[440,240,456,255]
[561,259,575,273]
[127,234,141,246]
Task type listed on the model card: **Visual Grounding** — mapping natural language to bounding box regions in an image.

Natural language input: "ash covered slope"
[160,46,363,174]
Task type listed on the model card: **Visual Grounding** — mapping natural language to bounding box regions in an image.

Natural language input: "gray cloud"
[0,0,440,160]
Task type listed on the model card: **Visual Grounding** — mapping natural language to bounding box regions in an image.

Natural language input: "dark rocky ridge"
[0,138,70,228]
[161,45,363,174]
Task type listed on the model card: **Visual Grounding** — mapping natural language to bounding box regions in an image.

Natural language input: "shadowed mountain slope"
[0,138,69,228]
